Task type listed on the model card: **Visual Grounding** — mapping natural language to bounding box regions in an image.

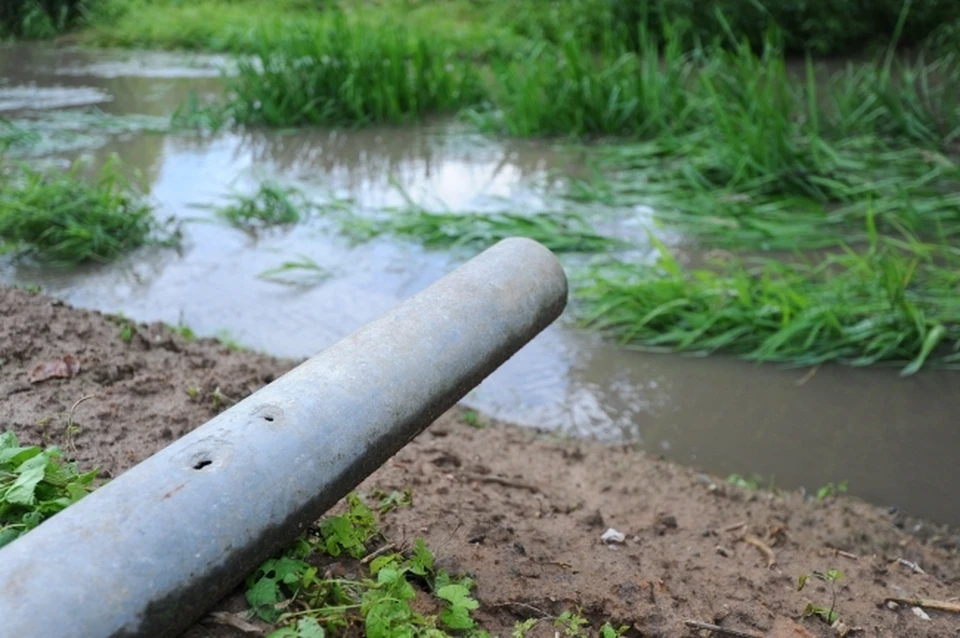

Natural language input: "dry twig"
[360,542,397,565]
[743,535,776,568]
[462,473,540,493]
[683,619,762,637]
[884,597,960,613]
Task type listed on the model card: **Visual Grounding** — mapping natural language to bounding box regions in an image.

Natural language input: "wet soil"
[3,283,960,638]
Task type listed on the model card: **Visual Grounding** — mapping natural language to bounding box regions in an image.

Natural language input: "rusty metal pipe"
[0,237,567,638]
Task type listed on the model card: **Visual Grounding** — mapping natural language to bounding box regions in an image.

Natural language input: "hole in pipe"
[263,416,274,422]
[193,459,213,470]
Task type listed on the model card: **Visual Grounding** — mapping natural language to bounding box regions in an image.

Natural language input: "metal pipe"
[0,237,567,638]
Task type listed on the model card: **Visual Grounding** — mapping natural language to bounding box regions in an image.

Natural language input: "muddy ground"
[2,284,960,637]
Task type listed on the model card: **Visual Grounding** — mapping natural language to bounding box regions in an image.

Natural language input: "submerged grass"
[215,182,310,230]
[0,156,175,266]
[344,207,618,254]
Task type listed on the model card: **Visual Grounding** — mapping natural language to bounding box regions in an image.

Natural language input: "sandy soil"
[2,284,960,637]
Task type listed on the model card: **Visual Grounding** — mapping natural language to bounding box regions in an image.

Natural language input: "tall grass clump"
[0,156,173,266]
[578,229,960,374]
[220,13,484,127]
[0,0,93,38]
[476,19,698,138]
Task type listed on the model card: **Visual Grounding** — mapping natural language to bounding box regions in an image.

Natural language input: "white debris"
[600,528,626,544]
[911,607,931,621]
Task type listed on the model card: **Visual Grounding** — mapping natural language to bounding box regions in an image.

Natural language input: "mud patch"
[2,284,959,637]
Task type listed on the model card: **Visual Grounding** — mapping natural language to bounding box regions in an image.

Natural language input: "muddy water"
[2,44,958,526]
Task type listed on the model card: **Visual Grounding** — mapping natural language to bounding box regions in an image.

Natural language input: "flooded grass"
[215,182,309,230]
[578,228,960,374]
[0,118,39,151]
[213,13,484,127]
[343,207,618,254]
[257,255,330,287]
[0,156,173,266]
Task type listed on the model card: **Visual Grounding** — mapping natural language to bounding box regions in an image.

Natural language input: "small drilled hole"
[193,459,213,470]
[263,416,274,422]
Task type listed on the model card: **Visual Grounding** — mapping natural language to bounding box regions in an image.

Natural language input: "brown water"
[2,44,957,526]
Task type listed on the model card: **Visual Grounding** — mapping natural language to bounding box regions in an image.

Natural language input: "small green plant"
[726,473,762,490]
[0,156,175,266]
[215,330,244,352]
[246,492,489,637]
[815,480,849,502]
[555,610,590,636]
[164,322,196,342]
[462,409,482,429]
[369,488,413,515]
[513,612,627,638]
[798,568,844,625]
[0,430,98,549]
[106,313,137,343]
[15,283,41,295]
[215,182,310,231]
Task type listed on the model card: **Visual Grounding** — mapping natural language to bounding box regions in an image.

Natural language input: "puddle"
[2,44,959,526]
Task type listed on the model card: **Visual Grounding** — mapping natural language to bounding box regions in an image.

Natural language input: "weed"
[0,156,175,266]
[369,488,413,515]
[163,321,196,342]
[14,283,41,295]
[798,568,844,625]
[246,492,489,637]
[815,480,849,502]
[214,330,244,352]
[185,386,200,400]
[208,386,236,413]
[512,611,627,637]
[119,323,134,343]
[215,182,310,231]
[727,473,763,490]
[0,430,98,549]
[462,409,482,428]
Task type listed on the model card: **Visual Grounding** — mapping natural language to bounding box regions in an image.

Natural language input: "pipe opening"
[193,458,213,470]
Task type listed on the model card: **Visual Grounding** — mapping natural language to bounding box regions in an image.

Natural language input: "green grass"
[578,229,960,374]
[0,119,40,151]
[0,155,176,266]
[0,0,90,38]
[207,12,485,128]
[0,431,98,549]
[214,182,310,231]
[343,207,618,254]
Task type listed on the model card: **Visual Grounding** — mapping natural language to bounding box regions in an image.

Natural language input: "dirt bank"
[2,284,959,637]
